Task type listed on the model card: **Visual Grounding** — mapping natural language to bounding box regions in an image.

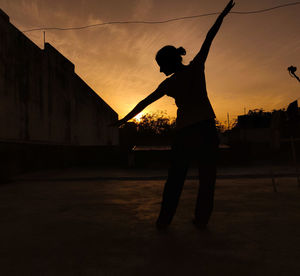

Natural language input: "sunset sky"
[1,0,299,123]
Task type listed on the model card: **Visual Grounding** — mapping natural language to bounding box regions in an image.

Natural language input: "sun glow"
[133,112,144,123]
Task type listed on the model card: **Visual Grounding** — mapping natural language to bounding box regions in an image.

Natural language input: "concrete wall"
[0,9,118,146]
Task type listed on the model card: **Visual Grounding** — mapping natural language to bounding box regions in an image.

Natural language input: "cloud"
[132,0,154,19]
[1,0,299,121]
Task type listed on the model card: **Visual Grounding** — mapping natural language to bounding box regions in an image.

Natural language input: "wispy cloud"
[1,0,299,120]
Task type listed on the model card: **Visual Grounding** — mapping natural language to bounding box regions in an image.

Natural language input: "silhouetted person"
[112,0,235,229]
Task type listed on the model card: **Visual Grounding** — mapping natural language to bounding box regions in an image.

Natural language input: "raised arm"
[111,84,166,127]
[192,0,235,65]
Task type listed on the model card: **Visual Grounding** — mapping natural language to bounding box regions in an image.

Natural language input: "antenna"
[43,31,46,48]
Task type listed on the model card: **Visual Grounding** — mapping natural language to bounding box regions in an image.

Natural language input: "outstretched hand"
[221,0,235,17]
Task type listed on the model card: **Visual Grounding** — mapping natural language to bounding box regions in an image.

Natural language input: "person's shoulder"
[156,77,169,93]
[157,75,178,96]
[159,75,175,87]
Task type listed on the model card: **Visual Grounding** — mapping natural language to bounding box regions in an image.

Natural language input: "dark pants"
[157,119,219,226]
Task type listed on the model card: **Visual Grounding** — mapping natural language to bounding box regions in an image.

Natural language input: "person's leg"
[156,142,189,228]
[194,121,219,228]
[194,163,217,227]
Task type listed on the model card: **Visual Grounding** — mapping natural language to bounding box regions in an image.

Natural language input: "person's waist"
[176,118,216,132]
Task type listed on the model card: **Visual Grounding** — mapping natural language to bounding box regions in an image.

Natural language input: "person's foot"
[192,219,207,230]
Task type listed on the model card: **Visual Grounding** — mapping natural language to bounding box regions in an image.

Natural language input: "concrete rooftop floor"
[1,167,300,275]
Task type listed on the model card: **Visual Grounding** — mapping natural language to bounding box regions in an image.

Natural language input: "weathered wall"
[0,9,118,146]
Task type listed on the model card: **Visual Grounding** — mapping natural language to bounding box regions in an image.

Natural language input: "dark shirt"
[159,60,215,129]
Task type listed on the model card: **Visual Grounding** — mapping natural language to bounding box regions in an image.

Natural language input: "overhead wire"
[22,1,300,33]
[21,1,299,114]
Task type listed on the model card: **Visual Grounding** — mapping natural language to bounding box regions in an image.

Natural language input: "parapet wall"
[0,9,118,146]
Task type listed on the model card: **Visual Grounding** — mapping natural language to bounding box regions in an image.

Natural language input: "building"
[227,107,300,164]
[0,9,119,178]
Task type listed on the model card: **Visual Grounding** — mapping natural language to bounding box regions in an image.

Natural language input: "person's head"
[155,45,186,76]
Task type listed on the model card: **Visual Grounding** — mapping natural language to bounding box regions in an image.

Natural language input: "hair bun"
[177,47,186,56]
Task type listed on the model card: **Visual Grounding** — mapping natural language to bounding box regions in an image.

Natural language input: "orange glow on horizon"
[132,112,145,123]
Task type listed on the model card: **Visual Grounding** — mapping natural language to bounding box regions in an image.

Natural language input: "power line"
[22,1,300,33]
[231,1,300,14]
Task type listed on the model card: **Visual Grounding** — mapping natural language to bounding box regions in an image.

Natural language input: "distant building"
[0,9,118,146]
[228,107,300,146]
[237,111,272,129]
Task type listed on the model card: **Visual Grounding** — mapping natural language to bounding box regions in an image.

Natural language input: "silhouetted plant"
[132,112,176,145]
[121,112,232,146]
[119,112,175,146]
[215,120,228,133]
[134,111,176,135]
